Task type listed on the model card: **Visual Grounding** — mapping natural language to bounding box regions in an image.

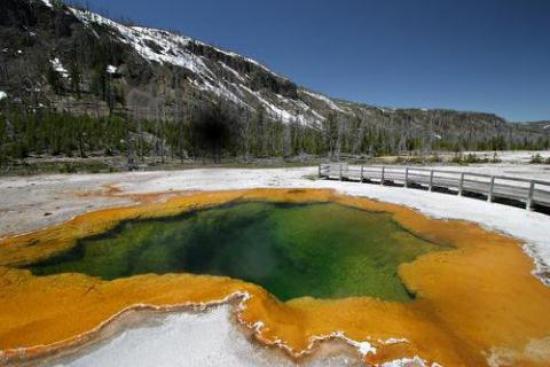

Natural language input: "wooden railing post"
[459,173,465,196]
[488,176,495,202]
[313,165,549,212]
[526,180,535,210]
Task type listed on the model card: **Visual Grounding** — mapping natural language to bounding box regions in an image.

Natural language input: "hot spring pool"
[27,202,444,301]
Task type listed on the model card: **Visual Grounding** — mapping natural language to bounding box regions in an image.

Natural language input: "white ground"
[48,304,362,367]
[1,164,549,367]
[464,150,550,164]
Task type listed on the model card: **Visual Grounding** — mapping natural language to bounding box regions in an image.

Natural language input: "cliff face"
[0,0,547,158]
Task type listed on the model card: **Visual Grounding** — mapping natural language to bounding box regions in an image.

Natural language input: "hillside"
[525,121,550,133]
[0,0,548,168]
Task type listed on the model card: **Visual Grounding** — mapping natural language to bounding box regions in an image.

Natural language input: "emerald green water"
[27,202,445,301]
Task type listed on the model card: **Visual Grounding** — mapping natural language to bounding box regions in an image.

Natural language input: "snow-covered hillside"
[69,7,346,127]
[2,0,547,152]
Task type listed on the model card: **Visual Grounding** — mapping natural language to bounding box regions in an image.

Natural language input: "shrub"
[464,153,482,164]
[427,153,442,163]
[59,163,77,173]
[530,154,544,164]
[451,153,501,165]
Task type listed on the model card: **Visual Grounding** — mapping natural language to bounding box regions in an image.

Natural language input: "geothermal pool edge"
[1,188,550,366]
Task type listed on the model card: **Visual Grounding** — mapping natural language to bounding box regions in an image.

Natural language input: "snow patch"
[301,90,346,113]
[190,78,251,109]
[40,0,53,8]
[106,65,118,74]
[241,85,321,126]
[198,41,283,79]
[276,93,326,124]
[50,58,69,78]
[241,85,296,123]
[70,9,214,79]
[218,61,246,82]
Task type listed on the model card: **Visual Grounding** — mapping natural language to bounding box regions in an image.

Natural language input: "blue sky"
[81,0,549,121]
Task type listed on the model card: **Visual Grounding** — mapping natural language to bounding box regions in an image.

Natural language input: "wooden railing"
[318,163,550,211]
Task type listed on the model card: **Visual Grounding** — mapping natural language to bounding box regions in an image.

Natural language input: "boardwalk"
[319,163,550,211]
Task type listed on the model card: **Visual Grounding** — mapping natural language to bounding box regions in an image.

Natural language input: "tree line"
[1,97,549,169]
[2,0,548,169]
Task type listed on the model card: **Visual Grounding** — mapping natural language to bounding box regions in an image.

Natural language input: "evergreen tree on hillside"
[46,65,63,95]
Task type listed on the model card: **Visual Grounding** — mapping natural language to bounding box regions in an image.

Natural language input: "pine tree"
[69,62,81,99]
[46,65,63,95]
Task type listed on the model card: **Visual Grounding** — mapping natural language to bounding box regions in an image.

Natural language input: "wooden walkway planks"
[319,163,550,211]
